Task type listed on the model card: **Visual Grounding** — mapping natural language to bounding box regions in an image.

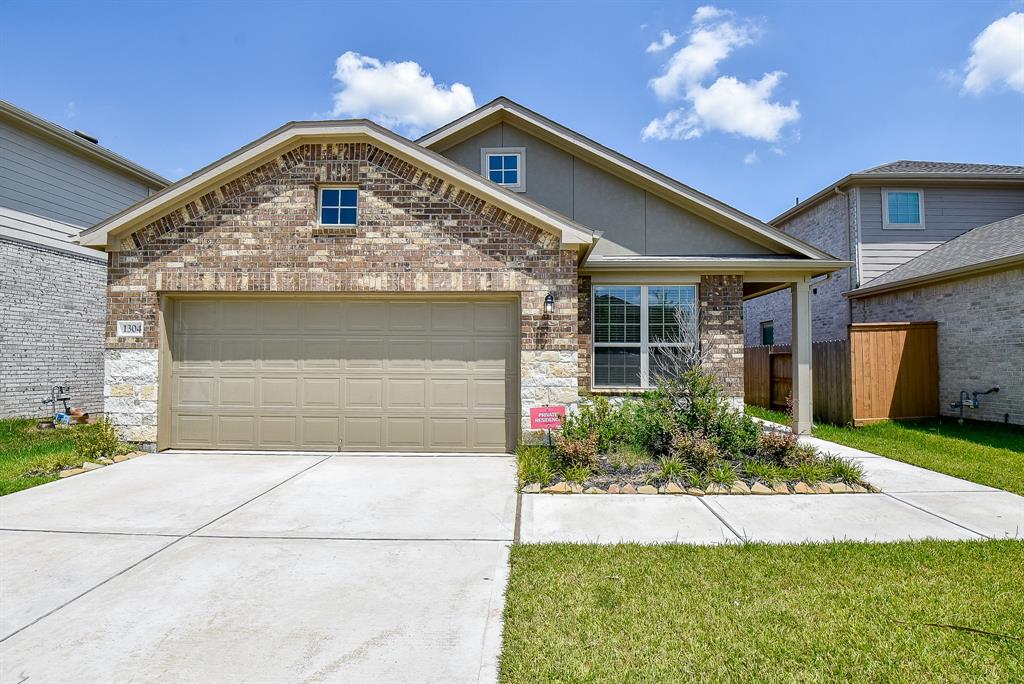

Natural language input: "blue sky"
[3,0,1022,220]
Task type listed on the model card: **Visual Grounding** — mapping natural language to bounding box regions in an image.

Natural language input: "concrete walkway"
[0,452,516,683]
[520,436,1024,544]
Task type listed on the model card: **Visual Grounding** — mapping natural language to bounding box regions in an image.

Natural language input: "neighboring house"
[79,97,845,450]
[0,99,167,418]
[847,213,1024,425]
[744,161,1024,347]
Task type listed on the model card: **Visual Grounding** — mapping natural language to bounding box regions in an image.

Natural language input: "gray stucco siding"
[439,122,779,258]
[0,120,153,227]
[859,186,1024,281]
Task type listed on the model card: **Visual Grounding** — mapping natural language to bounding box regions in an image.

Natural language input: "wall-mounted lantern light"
[543,292,555,315]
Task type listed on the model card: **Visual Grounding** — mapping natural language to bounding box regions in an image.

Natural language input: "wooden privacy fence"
[744,322,939,426]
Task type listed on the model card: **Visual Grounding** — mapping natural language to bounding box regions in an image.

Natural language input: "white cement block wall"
[0,239,106,418]
[852,267,1024,425]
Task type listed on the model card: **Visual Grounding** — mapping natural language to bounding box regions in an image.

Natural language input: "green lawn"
[744,405,1024,496]
[500,541,1024,683]
[0,418,92,495]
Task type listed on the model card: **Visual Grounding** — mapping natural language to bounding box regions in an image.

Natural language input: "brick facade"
[852,267,1024,425]
[0,239,106,417]
[700,275,745,403]
[743,191,855,345]
[104,142,580,443]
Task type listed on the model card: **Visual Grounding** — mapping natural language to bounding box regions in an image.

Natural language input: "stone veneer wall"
[743,191,855,345]
[575,274,744,405]
[104,142,579,445]
[0,239,106,417]
[851,267,1024,425]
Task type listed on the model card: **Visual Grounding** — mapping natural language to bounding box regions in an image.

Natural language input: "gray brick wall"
[744,191,855,345]
[0,239,105,418]
[852,267,1024,425]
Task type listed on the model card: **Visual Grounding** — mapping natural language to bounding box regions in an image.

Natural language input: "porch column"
[791,277,813,434]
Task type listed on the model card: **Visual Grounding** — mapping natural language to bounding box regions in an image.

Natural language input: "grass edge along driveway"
[744,406,1024,496]
[499,540,1024,683]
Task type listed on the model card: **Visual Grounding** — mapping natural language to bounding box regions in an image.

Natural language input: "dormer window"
[480,147,526,192]
[882,188,924,229]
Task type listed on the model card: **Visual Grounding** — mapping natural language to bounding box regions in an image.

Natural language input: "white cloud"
[962,12,1024,94]
[643,7,799,143]
[646,30,679,54]
[743,151,759,165]
[331,51,476,136]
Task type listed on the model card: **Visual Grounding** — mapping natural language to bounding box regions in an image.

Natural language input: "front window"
[319,187,358,226]
[883,189,924,229]
[592,284,698,388]
[480,147,526,192]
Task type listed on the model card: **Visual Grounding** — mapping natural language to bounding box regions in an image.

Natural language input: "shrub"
[656,456,688,482]
[608,444,652,471]
[671,429,721,472]
[657,367,760,457]
[755,430,798,466]
[785,462,829,484]
[516,445,559,486]
[823,454,864,483]
[617,394,674,456]
[554,433,600,470]
[72,418,125,460]
[783,442,820,468]
[560,397,618,453]
[563,465,591,485]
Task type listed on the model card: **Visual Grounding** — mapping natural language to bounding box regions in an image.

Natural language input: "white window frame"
[591,284,698,389]
[881,188,925,230]
[480,147,526,192]
[318,186,358,226]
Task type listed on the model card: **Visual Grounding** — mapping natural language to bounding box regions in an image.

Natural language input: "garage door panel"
[302,378,341,409]
[387,378,426,409]
[218,416,257,448]
[387,417,425,448]
[220,338,258,369]
[259,416,298,447]
[301,417,340,448]
[345,378,383,409]
[344,417,383,449]
[260,339,300,370]
[221,301,259,331]
[260,378,298,408]
[387,339,428,370]
[220,378,256,408]
[170,298,516,451]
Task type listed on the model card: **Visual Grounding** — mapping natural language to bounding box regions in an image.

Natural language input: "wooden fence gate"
[744,322,938,426]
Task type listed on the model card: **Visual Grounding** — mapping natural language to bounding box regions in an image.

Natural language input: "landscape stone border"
[57,451,148,479]
[522,481,873,495]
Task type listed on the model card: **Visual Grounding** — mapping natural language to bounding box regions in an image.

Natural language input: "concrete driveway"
[0,452,517,683]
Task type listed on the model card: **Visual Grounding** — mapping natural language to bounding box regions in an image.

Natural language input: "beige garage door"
[168,298,518,452]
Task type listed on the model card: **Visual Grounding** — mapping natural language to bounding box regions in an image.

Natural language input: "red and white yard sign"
[529,405,565,429]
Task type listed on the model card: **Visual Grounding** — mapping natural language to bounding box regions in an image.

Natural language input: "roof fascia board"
[580,256,849,274]
[420,100,834,261]
[80,120,593,248]
[0,100,169,189]
[846,254,1024,299]
[771,173,1024,225]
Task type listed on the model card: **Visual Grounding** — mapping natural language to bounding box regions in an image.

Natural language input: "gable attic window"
[480,147,526,192]
[882,189,924,229]
[319,187,358,226]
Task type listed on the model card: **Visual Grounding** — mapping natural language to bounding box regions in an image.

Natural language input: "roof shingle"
[860,160,1024,175]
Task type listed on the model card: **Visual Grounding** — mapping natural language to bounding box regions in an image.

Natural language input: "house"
[744,161,1024,347]
[0,99,167,418]
[847,213,1024,424]
[78,98,845,450]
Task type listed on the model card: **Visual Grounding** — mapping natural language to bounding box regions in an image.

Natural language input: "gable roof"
[78,119,594,248]
[772,159,1024,225]
[861,160,1024,175]
[0,99,169,189]
[418,97,833,261]
[848,213,1024,298]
